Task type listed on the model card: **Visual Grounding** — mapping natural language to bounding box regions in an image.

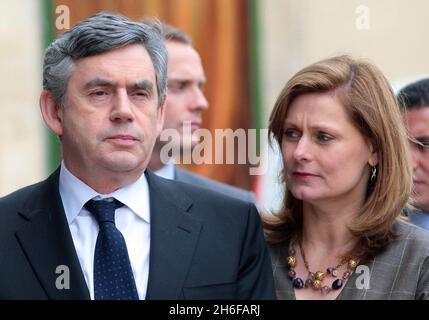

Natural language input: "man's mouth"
[107,134,139,145]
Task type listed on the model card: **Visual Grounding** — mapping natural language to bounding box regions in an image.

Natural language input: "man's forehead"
[167,42,201,63]
[167,56,205,81]
[404,107,429,135]
[70,46,156,84]
[404,107,429,120]
[74,44,154,69]
[71,70,156,89]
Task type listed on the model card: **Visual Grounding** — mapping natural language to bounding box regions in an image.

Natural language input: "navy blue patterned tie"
[84,198,139,300]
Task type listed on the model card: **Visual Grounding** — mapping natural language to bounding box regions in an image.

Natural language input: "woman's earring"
[370,166,377,182]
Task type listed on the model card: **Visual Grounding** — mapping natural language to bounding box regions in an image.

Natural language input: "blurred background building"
[1,0,428,212]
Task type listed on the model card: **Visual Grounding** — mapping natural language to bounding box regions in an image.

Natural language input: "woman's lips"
[292,172,319,180]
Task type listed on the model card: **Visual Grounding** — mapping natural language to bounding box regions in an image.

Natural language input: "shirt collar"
[59,161,150,225]
[154,162,175,180]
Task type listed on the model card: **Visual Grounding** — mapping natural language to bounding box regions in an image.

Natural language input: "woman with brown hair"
[265,55,429,300]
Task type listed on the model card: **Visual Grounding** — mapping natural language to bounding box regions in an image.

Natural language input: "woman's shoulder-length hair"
[264,55,413,260]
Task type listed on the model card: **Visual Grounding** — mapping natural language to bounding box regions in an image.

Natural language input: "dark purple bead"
[332,279,343,290]
[293,278,304,289]
[305,278,313,287]
[288,248,296,256]
[327,267,334,275]
[288,269,296,278]
[342,271,351,280]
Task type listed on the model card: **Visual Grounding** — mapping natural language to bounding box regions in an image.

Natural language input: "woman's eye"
[318,133,334,142]
[284,129,300,140]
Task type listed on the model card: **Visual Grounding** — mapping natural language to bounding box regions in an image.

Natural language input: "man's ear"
[156,95,167,137]
[39,90,63,136]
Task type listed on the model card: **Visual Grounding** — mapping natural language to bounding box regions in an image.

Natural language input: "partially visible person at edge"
[263,55,429,300]
[0,12,275,300]
[145,21,255,203]
[398,78,429,230]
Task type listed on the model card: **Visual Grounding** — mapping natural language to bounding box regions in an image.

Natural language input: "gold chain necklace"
[286,243,359,295]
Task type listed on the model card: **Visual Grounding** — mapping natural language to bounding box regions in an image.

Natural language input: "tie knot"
[84,198,124,225]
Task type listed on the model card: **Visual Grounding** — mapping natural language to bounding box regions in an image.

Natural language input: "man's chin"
[101,153,145,173]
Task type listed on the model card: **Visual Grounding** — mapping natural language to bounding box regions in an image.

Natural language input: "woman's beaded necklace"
[286,242,359,295]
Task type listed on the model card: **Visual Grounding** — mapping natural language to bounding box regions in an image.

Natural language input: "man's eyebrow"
[83,78,116,90]
[129,80,153,92]
[169,77,207,83]
[83,78,154,94]
[168,78,207,90]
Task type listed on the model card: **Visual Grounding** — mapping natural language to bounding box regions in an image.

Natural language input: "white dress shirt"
[154,162,175,180]
[59,162,150,300]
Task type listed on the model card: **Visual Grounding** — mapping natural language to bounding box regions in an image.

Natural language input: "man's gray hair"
[43,12,168,107]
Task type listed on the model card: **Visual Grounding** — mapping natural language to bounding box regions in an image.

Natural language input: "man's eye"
[169,82,187,91]
[413,138,429,151]
[92,90,107,96]
[135,91,149,97]
[418,139,429,148]
[410,137,429,151]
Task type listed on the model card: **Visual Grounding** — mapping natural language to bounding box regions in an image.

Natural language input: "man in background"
[147,22,255,203]
[398,78,429,230]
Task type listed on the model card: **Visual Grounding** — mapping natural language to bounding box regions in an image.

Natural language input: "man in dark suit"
[147,22,255,203]
[0,13,275,299]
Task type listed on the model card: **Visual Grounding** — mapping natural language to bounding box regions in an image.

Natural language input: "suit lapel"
[15,169,90,299]
[145,170,202,299]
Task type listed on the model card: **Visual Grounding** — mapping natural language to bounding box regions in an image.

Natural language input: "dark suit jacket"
[175,167,256,203]
[0,168,275,299]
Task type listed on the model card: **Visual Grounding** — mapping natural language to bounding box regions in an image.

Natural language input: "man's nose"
[110,91,135,122]
[189,86,208,111]
[411,148,420,172]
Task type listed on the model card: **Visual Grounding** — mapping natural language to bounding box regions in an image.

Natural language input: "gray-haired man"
[0,13,275,300]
